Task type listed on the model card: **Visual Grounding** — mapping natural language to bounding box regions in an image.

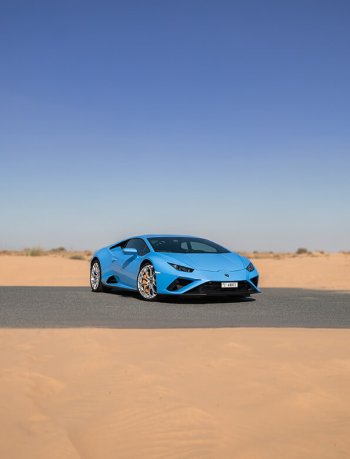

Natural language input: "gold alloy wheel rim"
[137,265,157,299]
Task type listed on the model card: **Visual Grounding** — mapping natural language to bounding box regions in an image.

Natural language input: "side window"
[110,240,128,251]
[125,238,150,256]
[180,241,189,252]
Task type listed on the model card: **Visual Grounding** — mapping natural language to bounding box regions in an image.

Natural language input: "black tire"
[90,259,107,292]
[137,263,158,301]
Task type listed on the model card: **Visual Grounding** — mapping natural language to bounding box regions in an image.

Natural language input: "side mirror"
[123,247,138,255]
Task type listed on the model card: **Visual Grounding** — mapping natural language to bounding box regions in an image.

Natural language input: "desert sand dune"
[0,328,350,458]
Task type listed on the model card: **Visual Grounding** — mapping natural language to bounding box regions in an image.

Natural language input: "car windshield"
[148,237,230,254]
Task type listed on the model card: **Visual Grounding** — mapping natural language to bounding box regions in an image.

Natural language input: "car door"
[108,240,129,287]
[111,238,150,289]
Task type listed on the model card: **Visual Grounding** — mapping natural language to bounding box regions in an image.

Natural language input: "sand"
[0,255,88,287]
[0,253,349,290]
[0,328,349,459]
[251,253,350,291]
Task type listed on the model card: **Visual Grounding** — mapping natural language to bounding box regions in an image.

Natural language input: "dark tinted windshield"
[148,237,229,254]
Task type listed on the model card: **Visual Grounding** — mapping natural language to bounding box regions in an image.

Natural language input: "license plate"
[221,282,238,288]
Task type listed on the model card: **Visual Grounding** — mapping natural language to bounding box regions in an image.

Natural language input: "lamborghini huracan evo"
[90,235,260,301]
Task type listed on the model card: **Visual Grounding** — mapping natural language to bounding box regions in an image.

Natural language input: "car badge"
[225,273,229,277]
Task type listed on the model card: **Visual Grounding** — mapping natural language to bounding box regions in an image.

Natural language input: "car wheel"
[137,263,157,301]
[90,260,106,292]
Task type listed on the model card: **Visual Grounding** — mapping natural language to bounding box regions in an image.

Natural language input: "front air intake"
[167,278,194,291]
[185,281,254,295]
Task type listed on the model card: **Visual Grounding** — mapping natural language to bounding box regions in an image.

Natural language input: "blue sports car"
[90,235,260,300]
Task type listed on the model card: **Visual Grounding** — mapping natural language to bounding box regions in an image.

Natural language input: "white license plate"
[221,282,238,288]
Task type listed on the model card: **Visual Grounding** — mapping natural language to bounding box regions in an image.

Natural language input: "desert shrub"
[25,247,45,256]
[51,246,66,252]
[296,247,309,255]
[69,254,85,260]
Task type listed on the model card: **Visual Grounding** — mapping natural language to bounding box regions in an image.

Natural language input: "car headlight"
[246,262,255,272]
[168,263,194,273]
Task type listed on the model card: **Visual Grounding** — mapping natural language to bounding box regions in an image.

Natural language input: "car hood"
[158,252,245,272]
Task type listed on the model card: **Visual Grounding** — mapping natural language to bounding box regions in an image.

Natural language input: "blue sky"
[1,0,349,251]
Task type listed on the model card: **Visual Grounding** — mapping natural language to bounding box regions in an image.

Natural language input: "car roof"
[134,234,198,239]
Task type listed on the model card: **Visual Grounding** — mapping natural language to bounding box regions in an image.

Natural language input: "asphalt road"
[0,287,349,328]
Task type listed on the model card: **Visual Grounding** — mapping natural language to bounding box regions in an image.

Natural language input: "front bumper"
[182,279,258,296]
[156,266,261,296]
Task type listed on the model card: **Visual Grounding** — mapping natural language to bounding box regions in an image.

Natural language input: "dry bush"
[69,254,85,260]
[296,248,309,255]
[50,247,66,253]
[24,247,45,257]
